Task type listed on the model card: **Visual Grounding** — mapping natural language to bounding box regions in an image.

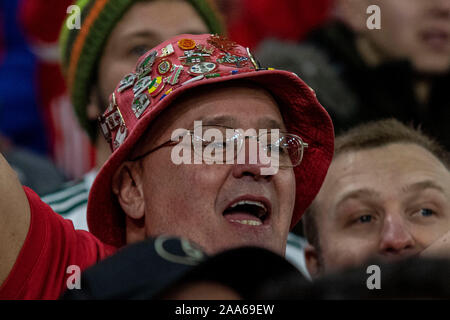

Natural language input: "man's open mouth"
[222,198,271,226]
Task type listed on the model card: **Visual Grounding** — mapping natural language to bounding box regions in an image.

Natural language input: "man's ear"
[304,244,321,279]
[112,162,145,221]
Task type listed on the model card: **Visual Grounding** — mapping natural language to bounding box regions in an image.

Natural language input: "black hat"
[61,235,302,299]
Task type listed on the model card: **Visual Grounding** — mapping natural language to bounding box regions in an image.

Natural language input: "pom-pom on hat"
[87,34,334,247]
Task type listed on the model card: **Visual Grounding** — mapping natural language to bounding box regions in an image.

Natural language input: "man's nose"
[379,214,415,256]
[231,138,273,181]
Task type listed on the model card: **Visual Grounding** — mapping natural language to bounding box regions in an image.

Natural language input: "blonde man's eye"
[358,215,373,223]
[419,208,435,217]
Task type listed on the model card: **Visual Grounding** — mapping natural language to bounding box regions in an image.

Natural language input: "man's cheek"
[279,177,296,226]
[191,165,227,188]
[323,238,373,270]
[421,230,450,259]
[171,167,221,206]
[287,173,296,209]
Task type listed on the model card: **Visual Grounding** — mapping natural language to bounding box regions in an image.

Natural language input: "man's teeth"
[230,200,267,212]
[229,219,262,226]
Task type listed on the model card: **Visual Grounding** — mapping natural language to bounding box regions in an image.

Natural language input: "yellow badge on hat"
[148,76,165,97]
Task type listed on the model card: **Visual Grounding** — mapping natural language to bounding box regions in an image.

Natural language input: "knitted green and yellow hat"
[59,0,225,141]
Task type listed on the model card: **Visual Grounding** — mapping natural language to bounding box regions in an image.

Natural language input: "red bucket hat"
[87,34,334,247]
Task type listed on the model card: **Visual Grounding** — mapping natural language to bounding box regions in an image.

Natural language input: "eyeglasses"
[130,124,308,168]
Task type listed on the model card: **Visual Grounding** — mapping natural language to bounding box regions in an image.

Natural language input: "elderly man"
[303,119,450,277]
[0,34,333,299]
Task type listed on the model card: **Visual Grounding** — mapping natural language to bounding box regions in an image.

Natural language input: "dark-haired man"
[303,119,450,277]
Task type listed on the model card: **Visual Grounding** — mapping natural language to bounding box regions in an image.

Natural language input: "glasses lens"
[193,125,241,163]
[191,125,306,168]
[265,133,304,168]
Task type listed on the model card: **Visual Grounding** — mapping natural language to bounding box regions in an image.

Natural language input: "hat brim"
[87,69,334,247]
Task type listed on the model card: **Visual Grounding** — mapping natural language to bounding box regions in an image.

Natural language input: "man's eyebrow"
[401,180,445,194]
[200,115,237,127]
[197,115,285,131]
[257,117,284,130]
[335,188,382,210]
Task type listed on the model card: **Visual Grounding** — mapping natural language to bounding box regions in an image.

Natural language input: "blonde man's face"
[308,143,450,274]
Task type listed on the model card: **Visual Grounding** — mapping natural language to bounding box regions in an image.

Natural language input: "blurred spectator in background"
[0,0,66,195]
[302,119,450,277]
[20,0,97,180]
[217,0,334,50]
[258,0,450,273]
[40,0,224,230]
[0,0,48,155]
[258,0,450,148]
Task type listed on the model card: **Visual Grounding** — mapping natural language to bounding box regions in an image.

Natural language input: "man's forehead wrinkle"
[336,188,383,208]
[201,115,238,127]
[329,153,391,210]
[401,180,446,195]
[257,117,284,130]
[174,85,283,123]
[199,115,284,130]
